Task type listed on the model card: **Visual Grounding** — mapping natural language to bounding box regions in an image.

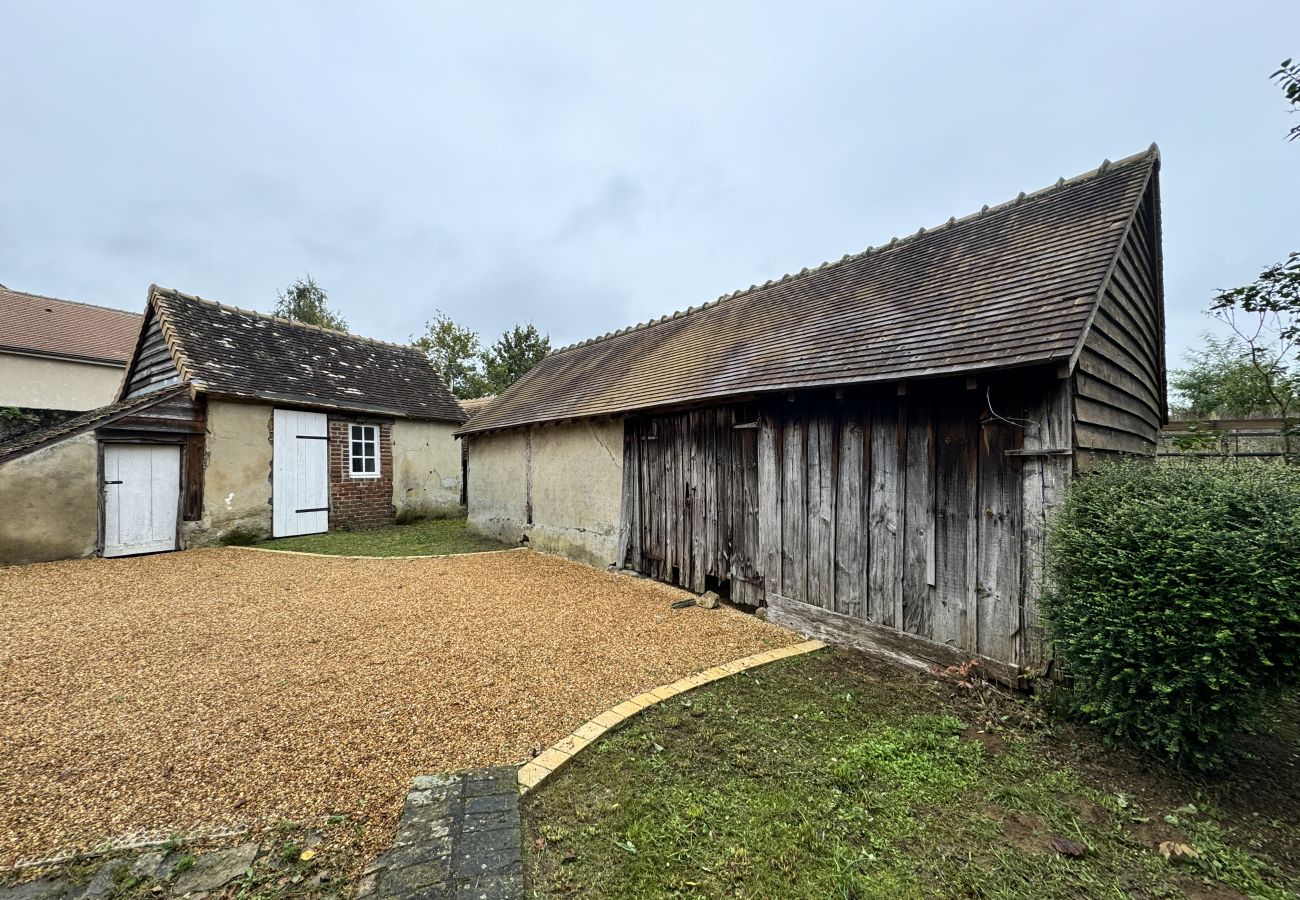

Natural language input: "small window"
[349,424,379,478]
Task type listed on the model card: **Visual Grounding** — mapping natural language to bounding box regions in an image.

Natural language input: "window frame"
[348,423,381,479]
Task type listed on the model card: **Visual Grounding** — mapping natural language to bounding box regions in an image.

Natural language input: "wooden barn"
[460,147,1166,677]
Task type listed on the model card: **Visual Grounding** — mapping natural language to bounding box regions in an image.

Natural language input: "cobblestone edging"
[518,639,826,793]
[357,767,522,900]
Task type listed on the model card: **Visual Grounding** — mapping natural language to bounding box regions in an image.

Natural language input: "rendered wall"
[466,419,624,567]
[0,352,125,411]
[185,400,273,546]
[0,433,98,565]
[390,419,462,518]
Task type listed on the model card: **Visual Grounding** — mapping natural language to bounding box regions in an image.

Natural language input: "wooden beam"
[767,593,1024,688]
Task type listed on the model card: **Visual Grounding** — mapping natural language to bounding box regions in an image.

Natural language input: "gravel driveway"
[0,548,797,866]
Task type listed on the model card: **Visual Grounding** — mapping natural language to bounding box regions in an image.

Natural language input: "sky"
[1,2,1296,375]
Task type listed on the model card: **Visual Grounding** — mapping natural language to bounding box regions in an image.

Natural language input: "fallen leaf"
[300,849,316,861]
[561,850,578,865]
[1158,841,1200,864]
[1050,835,1087,857]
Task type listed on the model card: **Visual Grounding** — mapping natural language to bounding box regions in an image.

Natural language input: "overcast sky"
[1,2,1296,371]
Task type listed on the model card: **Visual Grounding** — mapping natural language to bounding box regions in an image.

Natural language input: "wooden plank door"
[273,409,330,537]
[102,444,181,557]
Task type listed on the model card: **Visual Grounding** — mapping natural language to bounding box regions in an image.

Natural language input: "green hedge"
[1043,461,1300,770]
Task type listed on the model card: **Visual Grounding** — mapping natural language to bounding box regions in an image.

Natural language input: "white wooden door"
[103,444,181,558]
[273,409,330,537]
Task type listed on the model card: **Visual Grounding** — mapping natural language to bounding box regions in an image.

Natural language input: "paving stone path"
[356,767,523,900]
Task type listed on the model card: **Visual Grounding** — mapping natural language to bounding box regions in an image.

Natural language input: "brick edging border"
[517,639,827,794]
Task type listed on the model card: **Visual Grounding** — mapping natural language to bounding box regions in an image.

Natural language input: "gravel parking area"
[0,548,797,867]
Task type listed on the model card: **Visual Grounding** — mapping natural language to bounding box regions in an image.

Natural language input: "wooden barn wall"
[620,375,1071,670]
[1073,179,1164,469]
[122,310,182,399]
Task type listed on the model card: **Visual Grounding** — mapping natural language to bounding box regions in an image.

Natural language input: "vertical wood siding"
[620,377,1069,669]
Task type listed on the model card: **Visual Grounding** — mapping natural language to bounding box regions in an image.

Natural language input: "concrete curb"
[517,639,827,794]
[227,546,525,561]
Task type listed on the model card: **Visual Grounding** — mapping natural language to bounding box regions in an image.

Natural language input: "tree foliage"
[1275,58,1300,142]
[274,274,348,332]
[411,313,551,399]
[1171,334,1298,419]
[412,311,483,399]
[1206,253,1300,459]
[480,323,551,395]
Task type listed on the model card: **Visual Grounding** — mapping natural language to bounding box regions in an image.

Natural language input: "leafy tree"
[481,323,551,394]
[1275,58,1300,142]
[1206,254,1300,460]
[274,274,348,331]
[412,311,485,399]
[1171,334,1296,419]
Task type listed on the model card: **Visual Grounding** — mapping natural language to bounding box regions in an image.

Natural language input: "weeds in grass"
[523,652,1300,899]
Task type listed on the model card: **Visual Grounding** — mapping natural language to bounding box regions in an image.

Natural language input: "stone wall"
[0,432,99,565]
[185,400,274,546]
[328,418,396,529]
[390,419,463,518]
[466,418,624,567]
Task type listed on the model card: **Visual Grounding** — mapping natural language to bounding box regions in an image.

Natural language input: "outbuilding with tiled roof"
[0,287,465,565]
[460,147,1168,679]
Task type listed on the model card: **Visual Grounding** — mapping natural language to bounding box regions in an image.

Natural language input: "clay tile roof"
[459,147,1160,435]
[0,287,142,364]
[147,287,466,423]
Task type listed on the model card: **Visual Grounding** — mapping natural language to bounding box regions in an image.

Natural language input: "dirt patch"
[0,548,799,867]
[994,807,1050,854]
[961,725,1005,753]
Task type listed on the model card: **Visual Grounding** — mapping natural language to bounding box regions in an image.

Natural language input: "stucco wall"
[390,419,463,518]
[185,400,273,546]
[0,433,98,565]
[466,418,623,567]
[0,352,124,411]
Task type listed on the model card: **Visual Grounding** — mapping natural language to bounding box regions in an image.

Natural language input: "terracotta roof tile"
[0,287,142,363]
[460,148,1159,435]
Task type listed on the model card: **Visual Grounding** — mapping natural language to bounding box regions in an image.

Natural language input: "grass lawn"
[523,649,1300,899]
[251,515,510,556]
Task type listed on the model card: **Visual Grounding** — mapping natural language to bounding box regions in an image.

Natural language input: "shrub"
[1043,461,1300,770]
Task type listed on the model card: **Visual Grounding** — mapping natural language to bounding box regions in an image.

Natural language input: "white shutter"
[272,409,330,537]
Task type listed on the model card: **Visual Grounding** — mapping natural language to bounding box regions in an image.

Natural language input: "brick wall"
[328,418,395,529]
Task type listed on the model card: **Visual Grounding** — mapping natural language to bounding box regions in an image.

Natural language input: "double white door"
[102,444,181,557]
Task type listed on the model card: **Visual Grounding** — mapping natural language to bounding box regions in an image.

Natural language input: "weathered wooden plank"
[977,411,1021,663]
[767,593,1021,687]
[868,397,902,627]
[902,397,935,638]
[704,407,718,579]
[689,411,706,591]
[806,410,834,609]
[615,423,636,568]
[934,401,978,652]
[780,413,807,603]
[1018,380,1071,669]
[734,423,763,605]
[1074,369,1160,427]
[1073,421,1157,455]
[834,410,866,618]
[758,412,780,603]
